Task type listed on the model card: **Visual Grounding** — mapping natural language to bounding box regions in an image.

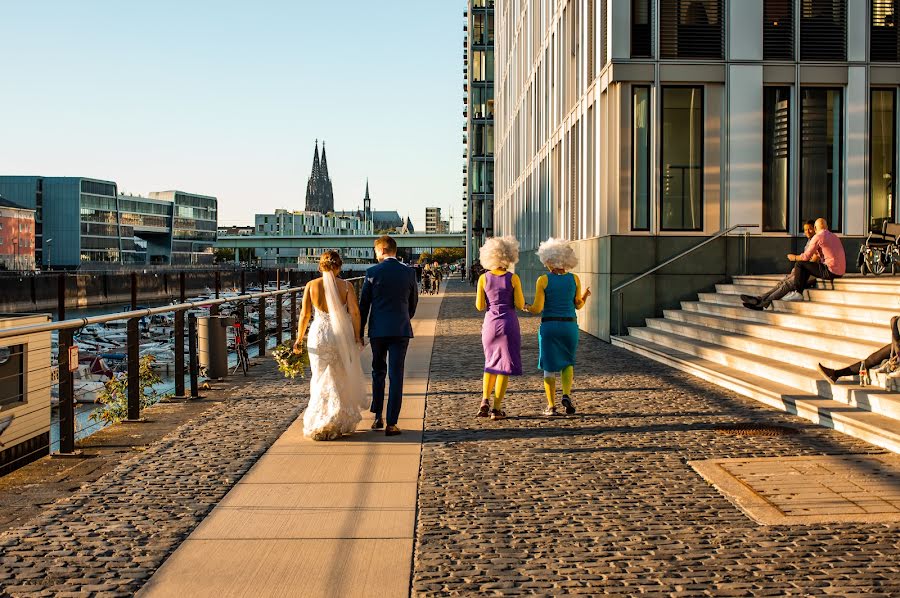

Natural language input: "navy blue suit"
[359,258,419,425]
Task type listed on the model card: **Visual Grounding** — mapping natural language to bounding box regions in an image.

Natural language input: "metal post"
[617,292,625,337]
[275,269,283,345]
[188,313,200,398]
[290,272,298,341]
[174,272,186,398]
[743,230,750,275]
[258,270,267,356]
[211,271,220,316]
[57,328,76,454]
[126,316,141,421]
[57,273,66,321]
[239,270,246,324]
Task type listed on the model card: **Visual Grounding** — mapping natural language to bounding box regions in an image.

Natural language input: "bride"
[293,250,368,440]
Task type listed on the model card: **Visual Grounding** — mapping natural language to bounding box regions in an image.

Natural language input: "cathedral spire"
[305,139,335,214]
[320,141,330,180]
[311,140,321,179]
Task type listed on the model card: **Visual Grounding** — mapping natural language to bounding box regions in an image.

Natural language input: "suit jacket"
[359,258,419,338]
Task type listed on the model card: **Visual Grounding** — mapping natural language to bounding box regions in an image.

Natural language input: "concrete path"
[139,286,443,598]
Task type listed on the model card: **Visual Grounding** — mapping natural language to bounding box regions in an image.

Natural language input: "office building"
[0,196,36,271]
[254,209,375,265]
[0,177,218,268]
[494,0,900,339]
[465,0,495,266]
[426,207,446,234]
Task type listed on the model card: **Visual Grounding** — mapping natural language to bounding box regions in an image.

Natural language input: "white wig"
[537,237,578,271]
[479,236,520,271]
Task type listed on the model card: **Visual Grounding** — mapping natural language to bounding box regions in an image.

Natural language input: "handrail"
[0,276,364,340]
[611,224,758,295]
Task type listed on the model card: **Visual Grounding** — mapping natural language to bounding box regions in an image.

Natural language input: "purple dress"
[481,272,522,376]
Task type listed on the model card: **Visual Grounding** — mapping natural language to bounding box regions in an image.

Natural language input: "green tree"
[431,247,465,264]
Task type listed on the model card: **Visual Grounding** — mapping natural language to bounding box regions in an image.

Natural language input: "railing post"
[211,270,220,316]
[258,270,267,356]
[57,328,76,454]
[188,313,200,398]
[126,316,141,421]
[275,270,283,345]
[57,272,66,321]
[290,272,298,342]
[175,272,186,398]
[239,270,247,324]
[743,230,750,276]
[617,292,625,337]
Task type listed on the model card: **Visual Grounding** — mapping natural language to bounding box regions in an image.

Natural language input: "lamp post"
[45,237,53,271]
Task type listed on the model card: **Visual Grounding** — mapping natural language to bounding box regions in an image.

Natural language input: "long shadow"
[422,421,725,442]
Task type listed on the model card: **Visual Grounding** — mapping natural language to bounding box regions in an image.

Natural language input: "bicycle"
[230,301,251,376]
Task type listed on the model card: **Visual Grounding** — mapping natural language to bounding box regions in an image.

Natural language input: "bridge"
[215,233,465,251]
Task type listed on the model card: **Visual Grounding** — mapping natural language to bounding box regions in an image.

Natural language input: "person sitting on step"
[818,316,900,383]
[742,218,845,311]
[743,220,818,305]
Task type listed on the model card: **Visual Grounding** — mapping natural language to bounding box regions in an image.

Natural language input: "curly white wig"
[479,236,520,271]
[537,237,578,271]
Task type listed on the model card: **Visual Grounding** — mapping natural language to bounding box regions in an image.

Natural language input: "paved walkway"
[138,286,443,597]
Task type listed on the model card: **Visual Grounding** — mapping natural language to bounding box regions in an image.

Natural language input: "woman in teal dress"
[525,238,591,416]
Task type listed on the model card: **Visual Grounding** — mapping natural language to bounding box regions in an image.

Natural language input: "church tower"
[363,179,372,224]
[304,140,335,213]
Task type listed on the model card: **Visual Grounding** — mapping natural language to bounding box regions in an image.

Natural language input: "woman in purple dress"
[475,236,525,420]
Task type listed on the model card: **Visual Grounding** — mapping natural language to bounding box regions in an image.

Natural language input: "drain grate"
[714,424,798,437]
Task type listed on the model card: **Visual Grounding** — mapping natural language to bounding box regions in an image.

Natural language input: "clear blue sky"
[0,1,465,231]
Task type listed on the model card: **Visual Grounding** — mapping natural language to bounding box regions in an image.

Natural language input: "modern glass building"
[0,177,218,268]
[465,0,496,266]
[494,0,900,339]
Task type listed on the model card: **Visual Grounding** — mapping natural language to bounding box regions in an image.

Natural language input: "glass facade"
[800,88,843,231]
[79,182,121,264]
[871,89,897,231]
[171,193,217,266]
[763,87,791,232]
[632,86,651,231]
[660,87,703,231]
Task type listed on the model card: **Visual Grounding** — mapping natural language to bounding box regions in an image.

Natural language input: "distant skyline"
[0,1,464,232]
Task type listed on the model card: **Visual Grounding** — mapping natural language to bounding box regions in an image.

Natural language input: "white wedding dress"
[302,272,368,441]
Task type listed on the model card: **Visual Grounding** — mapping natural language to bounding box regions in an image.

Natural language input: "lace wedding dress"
[302,273,368,441]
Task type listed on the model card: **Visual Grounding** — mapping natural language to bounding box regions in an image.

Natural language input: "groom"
[359,235,419,436]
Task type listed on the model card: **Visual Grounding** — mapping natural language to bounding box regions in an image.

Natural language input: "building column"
[726,64,764,229]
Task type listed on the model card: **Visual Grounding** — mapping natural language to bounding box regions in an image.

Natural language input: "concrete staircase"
[612,274,900,453]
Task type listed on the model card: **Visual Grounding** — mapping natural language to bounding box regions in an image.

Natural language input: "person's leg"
[891,316,900,359]
[481,372,496,413]
[369,338,388,421]
[560,366,576,414]
[385,337,410,426]
[543,371,557,411]
[493,375,508,410]
[820,344,892,381]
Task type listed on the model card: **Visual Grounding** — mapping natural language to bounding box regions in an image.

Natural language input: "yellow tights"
[482,373,509,410]
[543,366,575,407]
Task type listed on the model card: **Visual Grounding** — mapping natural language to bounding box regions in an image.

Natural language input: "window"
[871,89,896,230]
[661,87,703,231]
[632,0,653,58]
[871,0,899,62]
[800,0,847,61]
[763,87,791,232]
[800,88,843,231]
[764,0,794,60]
[660,0,724,59]
[0,344,25,409]
[632,86,651,230]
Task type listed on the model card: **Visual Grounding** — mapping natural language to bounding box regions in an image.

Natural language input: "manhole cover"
[715,424,798,437]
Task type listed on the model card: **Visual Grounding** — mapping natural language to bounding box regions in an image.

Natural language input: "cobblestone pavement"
[0,360,305,598]
[414,282,900,596]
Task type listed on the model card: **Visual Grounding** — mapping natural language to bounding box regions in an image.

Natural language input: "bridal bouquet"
[272,341,309,379]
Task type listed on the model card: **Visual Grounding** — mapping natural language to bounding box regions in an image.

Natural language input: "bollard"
[188,313,200,398]
[126,316,141,421]
[257,270,266,356]
[57,329,76,454]
[175,274,186,398]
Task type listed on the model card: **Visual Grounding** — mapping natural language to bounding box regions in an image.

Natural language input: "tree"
[431,247,465,264]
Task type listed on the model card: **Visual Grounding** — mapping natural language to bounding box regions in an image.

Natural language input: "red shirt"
[799,230,846,276]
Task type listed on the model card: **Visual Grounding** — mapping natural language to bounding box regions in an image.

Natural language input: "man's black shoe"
[385,425,401,436]
[742,301,765,311]
[818,363,839,384]
[740,294,760,305]
[371,417,384,430]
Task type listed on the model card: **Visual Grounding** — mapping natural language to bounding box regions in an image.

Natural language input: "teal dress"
[537,273,579,372]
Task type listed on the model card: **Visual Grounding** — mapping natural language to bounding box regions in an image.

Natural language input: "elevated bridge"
[215,233,465,251]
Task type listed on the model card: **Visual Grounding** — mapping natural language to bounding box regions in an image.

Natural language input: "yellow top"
[526,273,585,314]
[476,269,526,311]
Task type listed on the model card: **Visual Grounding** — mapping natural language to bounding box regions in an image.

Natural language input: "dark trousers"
[837,316,900,377]
[370,337,410,425]
[761,261,837,304]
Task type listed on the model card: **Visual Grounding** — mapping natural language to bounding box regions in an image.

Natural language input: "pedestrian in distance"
[475,236,525,421]
[524,238,591,416]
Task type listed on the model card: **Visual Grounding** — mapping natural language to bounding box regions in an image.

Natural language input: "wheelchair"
[858,219,900,276]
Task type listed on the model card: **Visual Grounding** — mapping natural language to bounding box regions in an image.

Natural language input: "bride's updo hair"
[319,250,343,273]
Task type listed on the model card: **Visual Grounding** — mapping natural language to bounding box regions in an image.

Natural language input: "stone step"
[733,274,900,292]
[717,283,900,310]
[697,292,900,326]
[627,325,900,421]
[682,301,893,343]
[611,334,900,454]
[659,310,883,361]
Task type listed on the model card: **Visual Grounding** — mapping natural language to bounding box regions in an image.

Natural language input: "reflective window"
[763,87,791,232]
[632,86,651,230]
[661,87,703,231]
[800,88,843,231]
[871,89,896,230]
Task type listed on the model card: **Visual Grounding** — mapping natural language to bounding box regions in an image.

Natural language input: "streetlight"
[45,238,53,271]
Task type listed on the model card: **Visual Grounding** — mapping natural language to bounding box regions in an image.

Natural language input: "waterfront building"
[464,0,496,266]
[0,177,218,268]
[254,209,375,265]
[332,181,406,233]
[305,141,335,214]
[217,225,255,237]
[494,0,900,339]
[0,196,36,271]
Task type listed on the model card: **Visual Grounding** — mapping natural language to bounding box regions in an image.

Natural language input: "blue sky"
[0,1,464,231]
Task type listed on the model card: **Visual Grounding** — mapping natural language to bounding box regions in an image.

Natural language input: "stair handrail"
[612,223,759,335]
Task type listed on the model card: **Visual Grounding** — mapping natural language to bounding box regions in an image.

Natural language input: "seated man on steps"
[742,218,846,311]
[818,316,900,383]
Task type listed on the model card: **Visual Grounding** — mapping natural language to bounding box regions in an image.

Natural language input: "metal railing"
[611,224,758,336]
[0,272,364,460]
